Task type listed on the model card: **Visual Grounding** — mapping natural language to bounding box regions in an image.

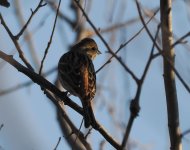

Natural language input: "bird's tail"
[81,100,96,128]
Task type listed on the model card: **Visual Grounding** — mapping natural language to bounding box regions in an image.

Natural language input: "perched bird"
[58,38,101,128]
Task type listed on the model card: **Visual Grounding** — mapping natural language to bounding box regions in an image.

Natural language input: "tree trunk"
[160,0,182,150]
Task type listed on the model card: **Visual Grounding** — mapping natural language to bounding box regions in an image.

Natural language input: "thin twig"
[72,119,84,150]
[0,14,34,71]
[180,129,190,139]
[14,0,41,70]
[152,31,190,58]
[142,4,190,56]
[172,31,190,48]
[39,0,61,75]
[96,8,159,74]
[0,124,4,131]
[121,24,160,149]
[15,0,46,39]
[53,137,61,150]
[141,24,161,82]
[85,127,93,139]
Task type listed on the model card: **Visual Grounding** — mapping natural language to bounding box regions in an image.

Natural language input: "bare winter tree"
[0,0,190,150]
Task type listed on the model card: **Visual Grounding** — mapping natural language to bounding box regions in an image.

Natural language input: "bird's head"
[72,38,101,60]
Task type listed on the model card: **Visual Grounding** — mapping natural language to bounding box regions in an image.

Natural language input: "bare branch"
[39,0,61,75]
[96,8,159,74]
[121,24,161,149]
[14,0,41,70]
[0,14,34,71]
[53,137,61,150]
[140,24,161,82]
[72,119,84,149]
[15,0,46,39]
[85,127,93,139]
[180,129,190,139]
[172,31,190,48]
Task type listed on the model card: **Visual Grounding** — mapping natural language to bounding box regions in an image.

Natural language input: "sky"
[0,0,190,150]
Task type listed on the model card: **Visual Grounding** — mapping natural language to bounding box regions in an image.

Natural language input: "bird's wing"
[77,53,96,100]
[58,52,96,100]
[58,51,81,95]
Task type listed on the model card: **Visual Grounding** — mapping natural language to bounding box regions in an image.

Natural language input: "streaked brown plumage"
[58,38,101,128]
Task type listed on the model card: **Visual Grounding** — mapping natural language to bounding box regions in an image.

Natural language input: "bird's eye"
[92,47,96,51]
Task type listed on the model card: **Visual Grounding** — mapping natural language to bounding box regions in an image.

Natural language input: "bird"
[58,38,101,128]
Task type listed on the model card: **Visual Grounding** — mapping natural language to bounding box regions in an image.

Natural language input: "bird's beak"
[97,49,102,54]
